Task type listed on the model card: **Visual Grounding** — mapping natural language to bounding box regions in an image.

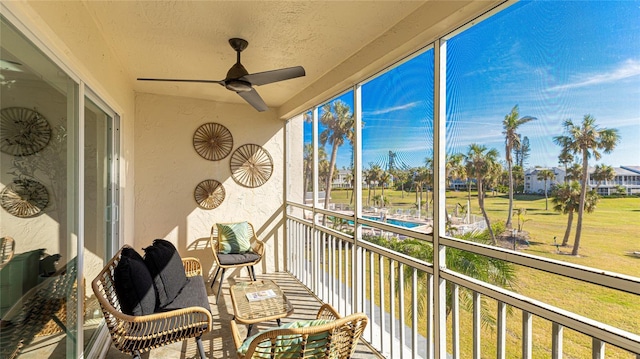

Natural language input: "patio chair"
[210,222,264,303]
[92,245,212,359]
[231,304,368,359]
[0,236,15,269]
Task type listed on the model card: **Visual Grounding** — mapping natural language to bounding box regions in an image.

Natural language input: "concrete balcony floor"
[105,271,381,358]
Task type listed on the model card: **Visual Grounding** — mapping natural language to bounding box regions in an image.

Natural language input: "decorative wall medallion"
[192,123,233,161]
[194,179,225,209]
[230,144,273,188]
[0,179,49,217]
[0,107,52,156]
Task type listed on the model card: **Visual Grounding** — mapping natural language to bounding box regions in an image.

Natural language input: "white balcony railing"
[285,202,640,359]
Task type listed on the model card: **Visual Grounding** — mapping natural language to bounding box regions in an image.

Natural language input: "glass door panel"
[82,97,113,350]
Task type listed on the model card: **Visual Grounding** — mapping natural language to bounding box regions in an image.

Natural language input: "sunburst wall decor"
[194,179,225,209]
[192,122,233,161]
[229,144,273,188]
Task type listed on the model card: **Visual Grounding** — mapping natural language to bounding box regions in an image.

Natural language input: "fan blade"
[237,88,268,112]
[137,78,224,85]
[241,66,305,86]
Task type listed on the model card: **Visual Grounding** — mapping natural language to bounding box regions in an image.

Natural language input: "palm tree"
[369,164,383,199]
[319,100,354,223]
[536,169,556,210]
[592,164,616,193]
[412,166,429,217]
[558,150,574,183]
[446,153,466,190]
[502,105,536,229]
[393,169,409,199]
[303,144,328,193]
[553,115,619,256]
[365,226,515,327]
[566,163,582,183]
[465,143,500,244]
[378,171,391,206]
[345,169,355,204]
[552,182,599,246]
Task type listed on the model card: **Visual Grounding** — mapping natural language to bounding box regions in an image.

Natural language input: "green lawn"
[328,187,640,358]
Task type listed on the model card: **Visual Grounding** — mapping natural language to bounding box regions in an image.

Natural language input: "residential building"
[523,166,640,195]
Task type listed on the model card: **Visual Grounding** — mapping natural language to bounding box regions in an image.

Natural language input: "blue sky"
[306,0,640,170]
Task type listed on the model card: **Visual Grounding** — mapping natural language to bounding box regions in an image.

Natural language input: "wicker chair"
[91,245,212,359]
[231,304,368,359]
[0,236,15,269]
[210,222,264,303]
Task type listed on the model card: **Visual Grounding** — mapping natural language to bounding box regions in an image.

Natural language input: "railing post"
[497,301,506,359]
[452,284,459,359]
[552,323,563,359]
[412,268,418,359]
[592,338,604,359]
[523,311,532,359]
[473,291,481,359]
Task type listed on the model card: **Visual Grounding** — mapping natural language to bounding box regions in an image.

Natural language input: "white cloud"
[549,59,640,91]
[364,101,422,116]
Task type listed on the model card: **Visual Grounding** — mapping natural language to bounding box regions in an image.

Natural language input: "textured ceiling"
[76,1,496,113]
[79,1,426,110]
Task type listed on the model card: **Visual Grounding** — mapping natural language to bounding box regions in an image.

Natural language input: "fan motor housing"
[225,79,252,92]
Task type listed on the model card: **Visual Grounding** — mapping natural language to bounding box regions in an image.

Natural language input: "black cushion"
[159,275,211,313]
[114,247,156,316]
[143,239,188,308]
[217,252,261,266]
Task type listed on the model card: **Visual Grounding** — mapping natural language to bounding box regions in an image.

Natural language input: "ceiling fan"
[137,38,305,112]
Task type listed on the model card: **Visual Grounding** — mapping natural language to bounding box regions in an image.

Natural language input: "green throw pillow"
[238,319,331,357]
[217,222,251,254]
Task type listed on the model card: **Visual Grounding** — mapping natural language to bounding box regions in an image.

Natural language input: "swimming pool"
[363,215,421,228]
[329,215,423,229]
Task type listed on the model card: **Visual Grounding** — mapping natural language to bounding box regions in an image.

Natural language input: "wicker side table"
[229,279,293,337]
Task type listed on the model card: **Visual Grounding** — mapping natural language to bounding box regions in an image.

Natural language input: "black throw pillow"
[143,239,188,308]
[114,247,156,316]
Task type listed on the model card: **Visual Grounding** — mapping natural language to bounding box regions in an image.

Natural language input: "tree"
[557,149,574,183]
[412,166,430,217]
[512,165,524,194]
[553,115,619,255]
[552,181,599,246]
[378,171,391,206]
[514,135,531,168]
[536,169,556,210]
[364,224,515,327]
[465,143,501,244]
[345,168,355,204]
[502,105,536,229]
[303,144,328,193]
[592,164,616,192]
[446,153,466,190]
[319,100,354,223]
[369,164,383,199]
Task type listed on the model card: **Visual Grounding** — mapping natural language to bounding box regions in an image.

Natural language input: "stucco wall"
[134,93,286,278]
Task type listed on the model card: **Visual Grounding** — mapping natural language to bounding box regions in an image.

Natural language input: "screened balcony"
[1,1,639,359]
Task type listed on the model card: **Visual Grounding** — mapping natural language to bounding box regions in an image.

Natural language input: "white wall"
[134,93,286,277]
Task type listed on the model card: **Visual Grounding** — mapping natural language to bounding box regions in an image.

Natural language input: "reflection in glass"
[0,16,78,358]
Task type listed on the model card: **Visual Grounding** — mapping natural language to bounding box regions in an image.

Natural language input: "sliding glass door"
[0,14,120,358]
